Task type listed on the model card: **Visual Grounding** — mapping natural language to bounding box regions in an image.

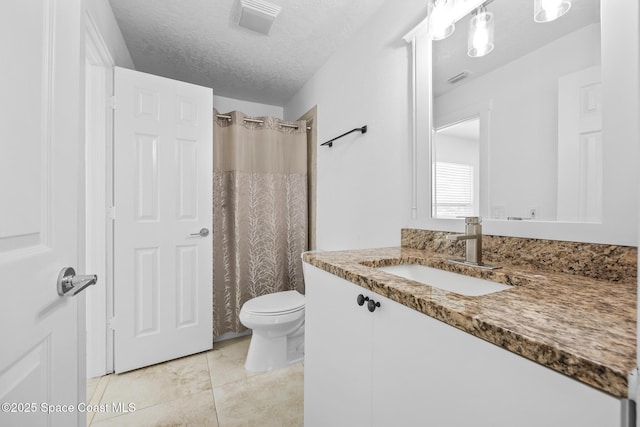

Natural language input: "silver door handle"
[190,228,209,237]
[57,267,98,297]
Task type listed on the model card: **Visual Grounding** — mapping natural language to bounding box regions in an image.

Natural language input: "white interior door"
[113,67,213,373]
[557,65,603,222]
[0,1,85,426]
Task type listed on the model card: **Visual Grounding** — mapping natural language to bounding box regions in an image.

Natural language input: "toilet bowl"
[239,290,305,372]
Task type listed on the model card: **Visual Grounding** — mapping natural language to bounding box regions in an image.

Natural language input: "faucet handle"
[458,216,481,224]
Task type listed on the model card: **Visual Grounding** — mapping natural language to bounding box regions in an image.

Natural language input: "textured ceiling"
[108,0,387,106]
[433,0,600,97]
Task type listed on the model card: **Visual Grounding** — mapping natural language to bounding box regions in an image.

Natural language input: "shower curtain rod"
[216,114,311,131]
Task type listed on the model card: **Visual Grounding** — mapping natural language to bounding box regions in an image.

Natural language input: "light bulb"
[428,0,455,41]
[534,0,571,23]
[468,7,494,58]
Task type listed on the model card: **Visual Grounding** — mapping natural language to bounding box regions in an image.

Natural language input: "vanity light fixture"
[533,0,571,23]
[428,0,456,40]
[429,0,569,57]
[467,5,494,57]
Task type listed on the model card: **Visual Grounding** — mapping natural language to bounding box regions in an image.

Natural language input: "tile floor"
[86,336,304,426]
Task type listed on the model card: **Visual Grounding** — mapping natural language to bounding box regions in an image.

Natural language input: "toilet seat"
[242,290,304,316]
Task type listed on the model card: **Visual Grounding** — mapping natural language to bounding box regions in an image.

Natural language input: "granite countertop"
[303,246,637,398]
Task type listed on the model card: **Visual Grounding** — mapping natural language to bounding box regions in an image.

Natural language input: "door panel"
[0,1,83,426]
[134,247,160,336]
[176,245,198,326]
[134,134,159,221]
[114,67,213,373]
[177,139,198,219]
[557,65,603,222]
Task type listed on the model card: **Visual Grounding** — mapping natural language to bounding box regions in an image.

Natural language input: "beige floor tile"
[213,363,304,427]
[87,376,101,402]
[206,336,261,388]
[87,375,111,425]
[87,334,303,426]
[90,389,218,427]
[93,352,212,423]
[89,375,111,405]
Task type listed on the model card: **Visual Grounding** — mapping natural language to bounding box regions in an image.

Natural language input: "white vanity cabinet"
[304,262,374,426]
[303,262,629,427]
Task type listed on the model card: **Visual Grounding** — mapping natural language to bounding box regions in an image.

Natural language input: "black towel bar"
[321,125,367,147]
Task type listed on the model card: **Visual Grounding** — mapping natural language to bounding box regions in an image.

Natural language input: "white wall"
[434,133,479,167]
[84,0,134,68]
[435,24,600,221]
[213,94,283,118]
[285,0,427,250]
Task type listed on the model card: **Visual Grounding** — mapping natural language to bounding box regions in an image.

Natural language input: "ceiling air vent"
[237,0,282,35]
[447,71,471,84]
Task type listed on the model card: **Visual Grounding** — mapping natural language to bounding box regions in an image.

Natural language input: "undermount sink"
[375,264,511,296]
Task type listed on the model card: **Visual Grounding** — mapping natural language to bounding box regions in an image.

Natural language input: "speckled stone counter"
[303,232,637,398]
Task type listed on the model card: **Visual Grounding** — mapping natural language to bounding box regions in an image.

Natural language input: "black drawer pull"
[357,294,369,306]
[367,299,381,312]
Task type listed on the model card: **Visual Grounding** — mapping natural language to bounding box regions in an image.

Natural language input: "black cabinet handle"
[367,299,381,312]
[358,294,381,312]
[357,294,369,306]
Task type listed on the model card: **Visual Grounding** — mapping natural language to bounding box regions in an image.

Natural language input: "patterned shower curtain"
[212,109,308,337]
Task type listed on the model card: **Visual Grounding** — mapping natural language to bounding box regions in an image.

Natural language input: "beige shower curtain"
[212,109,308,337]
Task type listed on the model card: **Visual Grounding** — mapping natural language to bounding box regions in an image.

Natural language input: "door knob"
[190,228,210,237]
[367,299,381,312]
[357,294,368,306]
[57,267,98,297]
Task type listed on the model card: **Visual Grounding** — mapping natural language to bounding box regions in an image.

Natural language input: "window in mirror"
[432,118,480,218]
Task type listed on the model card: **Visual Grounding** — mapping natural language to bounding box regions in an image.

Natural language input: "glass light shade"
[534,0,571,23]
[468,8,494,58]
[428,0,455,40]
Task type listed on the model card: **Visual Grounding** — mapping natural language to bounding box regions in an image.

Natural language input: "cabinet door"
[303,263,374,427]
[371,292,435,427]
[372,293,624,427]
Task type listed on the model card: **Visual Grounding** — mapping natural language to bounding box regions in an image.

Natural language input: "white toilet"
[239,290,305,372]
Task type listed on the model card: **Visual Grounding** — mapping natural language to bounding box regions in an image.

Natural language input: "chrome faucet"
[446,217,500,270]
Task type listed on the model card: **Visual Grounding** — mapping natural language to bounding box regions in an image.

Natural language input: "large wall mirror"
[432,0,601,222]
[408,0,638,245]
